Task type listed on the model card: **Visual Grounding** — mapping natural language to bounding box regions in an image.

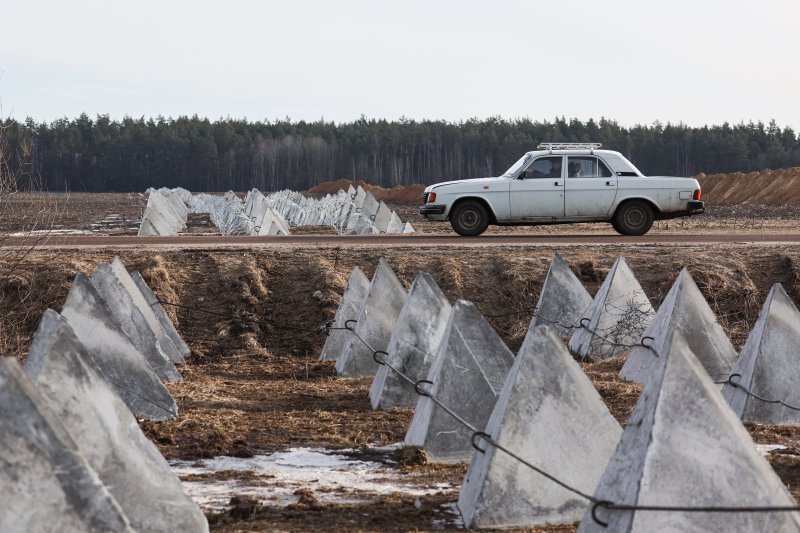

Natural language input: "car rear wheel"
[613,200,654,236]
[450,200,490,236]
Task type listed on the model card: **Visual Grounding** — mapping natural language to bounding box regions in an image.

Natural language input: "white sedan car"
[420,143,704,236]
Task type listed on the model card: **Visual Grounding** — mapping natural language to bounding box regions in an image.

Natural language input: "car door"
[508,156,565,219]
[564,156,617,217]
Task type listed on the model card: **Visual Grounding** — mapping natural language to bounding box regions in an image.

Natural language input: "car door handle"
[605,181,615,186]
[554,182,563,187]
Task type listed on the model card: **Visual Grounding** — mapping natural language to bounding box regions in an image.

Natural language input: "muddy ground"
[2,242,800,532]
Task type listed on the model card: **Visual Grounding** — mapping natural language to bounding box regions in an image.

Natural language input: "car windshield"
[501,153,533,177]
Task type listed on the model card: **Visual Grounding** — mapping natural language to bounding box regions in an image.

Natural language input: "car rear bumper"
[658,200,705,220]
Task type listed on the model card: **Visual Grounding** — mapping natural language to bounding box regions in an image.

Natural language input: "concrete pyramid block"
[362,191,379,218]
[459,326,622,528]
[374,200,392,232]
[24,311,209,532]
[369,272,452,409]
[568,257,654,359]
[138,191,184,236]
[578,331,800,532]
[402,221,416,234]
[353,186,366,209]
[405,300,515,462]
[529,252,592,336]
[724,283,800,424]
[61,272,178,420]
[320,266,371,361]
[131,271,192,360]
[92,259,183,380]
[336,258,407,376]
[385,210,404,234]
[620,268,736,384]
[0,358,133,532]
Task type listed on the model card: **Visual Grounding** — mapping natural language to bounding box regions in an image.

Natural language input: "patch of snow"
[170,447,457,511]
[756,443,788,456]
[9,229,94,236]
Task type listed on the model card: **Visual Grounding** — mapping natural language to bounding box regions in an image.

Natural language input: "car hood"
[426,176,506,192]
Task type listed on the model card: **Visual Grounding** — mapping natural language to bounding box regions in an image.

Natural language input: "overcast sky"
[1,0,798,129]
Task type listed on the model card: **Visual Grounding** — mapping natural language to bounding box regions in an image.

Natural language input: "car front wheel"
[613,200,654,236]
[450,200,490,236]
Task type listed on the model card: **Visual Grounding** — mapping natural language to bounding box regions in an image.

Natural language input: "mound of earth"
[697,167,800,206]
[306,180,425,205]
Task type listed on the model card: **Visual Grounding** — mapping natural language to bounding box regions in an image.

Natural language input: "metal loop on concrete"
[414,379,434,397]
[344,319,358,331]
[580,317,591,328]
[590,500,613,528]
[641,336,655,351]
[471,431,490,454]
[372,350,388,366]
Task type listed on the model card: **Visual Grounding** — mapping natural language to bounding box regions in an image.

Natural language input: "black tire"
[613,200,655,236]
[450,200,490,236]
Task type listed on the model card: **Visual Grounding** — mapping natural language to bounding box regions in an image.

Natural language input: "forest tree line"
[3,114,799,192]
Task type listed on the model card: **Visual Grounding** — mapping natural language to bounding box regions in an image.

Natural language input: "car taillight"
[428,192,437,203]
[693,189,702,201]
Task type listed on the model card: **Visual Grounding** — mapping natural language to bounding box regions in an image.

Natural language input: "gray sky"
[1,0,798,129]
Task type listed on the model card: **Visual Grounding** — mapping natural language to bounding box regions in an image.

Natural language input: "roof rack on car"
[537,142,602,154]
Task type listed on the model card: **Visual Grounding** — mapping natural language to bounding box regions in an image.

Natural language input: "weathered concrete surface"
[138,191,185,236]
[61,271,178,420]
[0,358,133,532]
[109,256,184,365]
[405,300,515,462]
[529,252,592,336]
[373,201,392,232]
[336,258,407,376]
[459,326,622,529]
[320,267,371,361]
[620,268,736,384]
[361,191,379,219]
[353,186,366,209]
[724,283,800,424]
[568,257,654,359]
[92,261,182,381]
[369,272,452,409]
[131,271,192,360]
[24,310,209,532]
[578,331,800,532]
[385,210,405,234]
[402,221,416,234]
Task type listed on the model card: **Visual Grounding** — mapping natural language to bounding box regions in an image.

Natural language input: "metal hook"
[640,336,655,349]
[471,431,490,454]
[727,372,742,388]
[372,350,388,366]
[590,501,613,528]
[580,317,591,328]
[414,379,434,397]
[344,319,357,331]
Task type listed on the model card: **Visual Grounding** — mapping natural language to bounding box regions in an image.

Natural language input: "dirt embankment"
[697,167,800,206]
[307,179,426,205]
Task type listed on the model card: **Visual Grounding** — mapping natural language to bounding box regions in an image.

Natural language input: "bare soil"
[2,243,800,531]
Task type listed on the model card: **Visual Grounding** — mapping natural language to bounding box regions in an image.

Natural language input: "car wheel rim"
[460,209,479,230]
[624,207,645,228]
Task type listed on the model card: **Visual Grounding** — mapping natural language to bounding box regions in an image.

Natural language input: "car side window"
[565,156,615,178]
[522,156,563,179]
[598,159,613,177]
[566,156,598,178]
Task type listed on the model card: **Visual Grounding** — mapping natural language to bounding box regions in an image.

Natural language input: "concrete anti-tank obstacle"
[92,261,182,381]
[459,325,622,529]
[373,201,393,232]
[320,266,370,362]
[568,257,654,360]
[402,221,416,234]
[370,272,452,410]
[0,358,133,532]
[385,210,405,234]
[353,186,367,209]
[723,283,800,424]
[620,268,736,384]
[131,271,192,360]
[361,190,379,218]
[578,331,800,532]
[24,311,209,532]
[405,300,515,462]
[138,191,185,236]
[61,272,178,420]
[529,252,592,336]
[336,258,407,376]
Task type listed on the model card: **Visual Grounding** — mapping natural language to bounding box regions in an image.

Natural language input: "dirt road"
[8,232,800,249]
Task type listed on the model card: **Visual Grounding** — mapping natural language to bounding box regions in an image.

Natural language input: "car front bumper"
[419,204,447,216]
